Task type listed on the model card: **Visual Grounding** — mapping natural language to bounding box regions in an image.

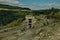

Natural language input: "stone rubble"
[0,14,60,40]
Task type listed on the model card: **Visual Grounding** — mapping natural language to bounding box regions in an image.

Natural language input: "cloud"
[0,0,23,6]
[29,2,60,10]
[0,0,60,10]
[18,2,60,10]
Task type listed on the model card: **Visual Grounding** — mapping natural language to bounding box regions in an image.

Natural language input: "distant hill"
[0,4,31,10]
[32,8,60,15]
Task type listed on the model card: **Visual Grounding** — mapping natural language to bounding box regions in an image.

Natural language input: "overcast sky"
[0,0,60,10]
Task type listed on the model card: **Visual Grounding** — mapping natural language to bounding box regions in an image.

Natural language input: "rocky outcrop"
[0,14,60,40]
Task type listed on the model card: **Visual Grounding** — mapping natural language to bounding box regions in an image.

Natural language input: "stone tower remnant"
[25,15,36,29]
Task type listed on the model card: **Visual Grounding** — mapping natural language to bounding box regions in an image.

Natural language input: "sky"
[0,0,60,10]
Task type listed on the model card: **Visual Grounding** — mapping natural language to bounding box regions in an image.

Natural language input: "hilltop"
[0,4,31,10]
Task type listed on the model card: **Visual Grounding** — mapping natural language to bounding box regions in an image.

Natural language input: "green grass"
[54,11,60,19]
[0,18,23,30]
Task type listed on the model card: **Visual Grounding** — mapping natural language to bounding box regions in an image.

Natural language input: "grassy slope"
[0,4,31,27]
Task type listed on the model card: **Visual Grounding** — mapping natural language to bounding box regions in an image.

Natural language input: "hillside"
[0,4,60,40]
[0,4,31,26]
[0,4,60,27]
[0,14,60,40]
